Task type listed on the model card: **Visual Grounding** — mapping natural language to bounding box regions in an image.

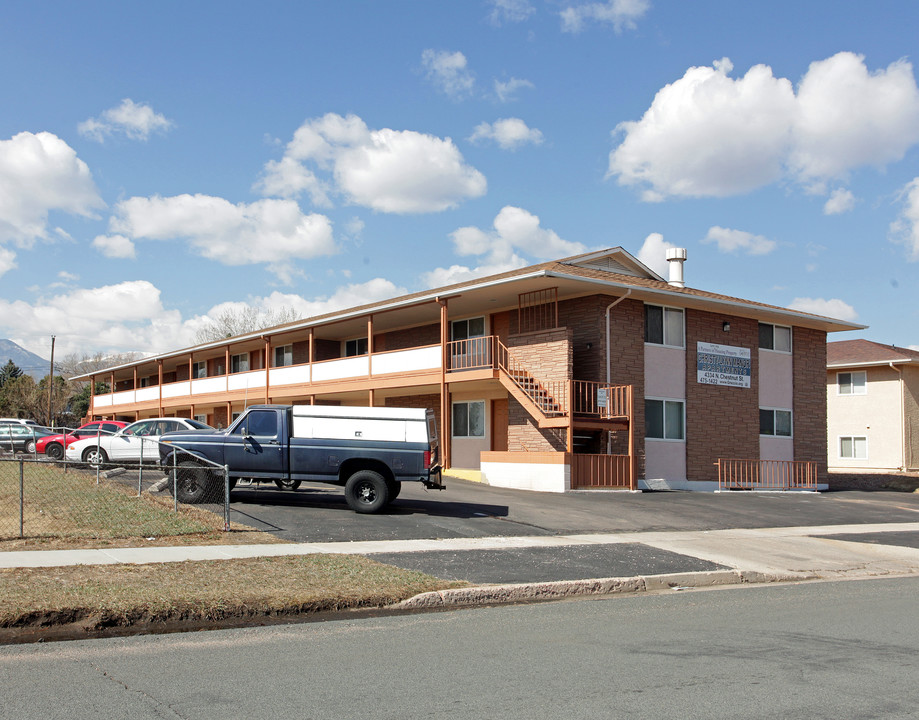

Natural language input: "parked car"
[37,420,128,460]
[65,418,213,465]
[0,418,41,427]
[0,424,57,454]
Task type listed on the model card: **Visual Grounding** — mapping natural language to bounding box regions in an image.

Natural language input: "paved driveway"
[228,477,919,544]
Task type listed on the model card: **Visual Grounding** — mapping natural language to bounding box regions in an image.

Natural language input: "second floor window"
[193,361,207,378]
[231,353,249,373]
[837,371,866,395]
[345,338,368,357]
[759,323,792,353]
[274,344,293,367]
[645,305,684,348]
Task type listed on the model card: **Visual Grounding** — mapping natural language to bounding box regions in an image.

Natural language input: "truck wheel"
[386,479,402,501]
[344,470,390,513]
[172,461,222,504]
[46,442,64,460]
[274,479,302,491]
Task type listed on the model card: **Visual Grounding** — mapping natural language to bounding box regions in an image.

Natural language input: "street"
[2,577,917,719]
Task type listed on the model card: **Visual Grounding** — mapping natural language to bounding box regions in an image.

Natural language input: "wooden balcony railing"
[716,458,819,491]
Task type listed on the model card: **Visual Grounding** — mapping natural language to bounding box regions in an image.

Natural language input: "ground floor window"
[453,400,485,437]
[839,436,867,459]
[760,408,792,437]
[646,398,684,440]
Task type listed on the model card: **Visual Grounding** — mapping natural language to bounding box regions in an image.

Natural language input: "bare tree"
[57,351,144,380]
[194,306,301,344]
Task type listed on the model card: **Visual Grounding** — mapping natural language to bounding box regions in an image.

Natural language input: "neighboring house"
[827,340,919,472]
[75,247,860,492]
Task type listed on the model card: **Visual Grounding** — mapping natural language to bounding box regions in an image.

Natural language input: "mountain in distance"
[0,339,51,381]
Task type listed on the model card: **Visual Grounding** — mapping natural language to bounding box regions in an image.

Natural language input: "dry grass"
[0,460,274,549]
[0,555,465,635]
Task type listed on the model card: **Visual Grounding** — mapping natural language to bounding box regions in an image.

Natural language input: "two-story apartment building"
[827,339,919,472]
[77,247,860,492]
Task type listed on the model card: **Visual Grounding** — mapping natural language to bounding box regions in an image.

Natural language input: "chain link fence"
[0,442,233,542]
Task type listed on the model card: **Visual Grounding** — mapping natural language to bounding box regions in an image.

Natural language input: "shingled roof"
[827,339,919,367]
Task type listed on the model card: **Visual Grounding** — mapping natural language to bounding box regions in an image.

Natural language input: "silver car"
[65,418,213,464]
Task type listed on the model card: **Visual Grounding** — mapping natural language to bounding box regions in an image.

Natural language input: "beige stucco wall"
[827,365,903,470]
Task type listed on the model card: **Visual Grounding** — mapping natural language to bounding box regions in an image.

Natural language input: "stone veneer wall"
[905,366,919,470]
[793,327,828,482]
[685,310,760,483]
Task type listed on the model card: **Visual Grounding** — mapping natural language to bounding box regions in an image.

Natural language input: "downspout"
[605,291,633,467]
[890,362,906,471]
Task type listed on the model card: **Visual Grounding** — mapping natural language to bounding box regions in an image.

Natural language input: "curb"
[392,569,813,609]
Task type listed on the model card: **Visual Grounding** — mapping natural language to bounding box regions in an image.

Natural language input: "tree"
[0,375,41,419]
[195,306,301,344]
[0,359,23,389]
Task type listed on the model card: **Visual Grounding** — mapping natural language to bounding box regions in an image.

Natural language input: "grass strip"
[0,554,466,629]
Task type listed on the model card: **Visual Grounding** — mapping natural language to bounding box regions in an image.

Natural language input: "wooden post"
[438,298,450,470]
[157,360,164,416]
[628,385,636,491]
[566,379,574,453]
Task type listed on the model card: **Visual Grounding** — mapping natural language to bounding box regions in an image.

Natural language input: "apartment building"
[827,339,919,472]
[78,247,860,491]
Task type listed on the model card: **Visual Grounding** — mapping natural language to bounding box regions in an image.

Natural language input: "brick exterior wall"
[507,398,568,451]
[685,311,760,483]
[793,327,828,482]
[292,341,309,364]
[905,366,919,470]
[377,323,440,353]
[313,339,339,362]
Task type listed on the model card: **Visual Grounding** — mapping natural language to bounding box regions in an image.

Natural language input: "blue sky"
[2,0,918,360]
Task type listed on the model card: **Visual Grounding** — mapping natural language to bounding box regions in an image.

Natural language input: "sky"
[2,0,919,362]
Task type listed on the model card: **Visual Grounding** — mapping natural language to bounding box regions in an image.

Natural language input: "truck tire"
[172,460,222,504]
[386,479,402,501]
[274,479,302,491]
[344,470,390,513]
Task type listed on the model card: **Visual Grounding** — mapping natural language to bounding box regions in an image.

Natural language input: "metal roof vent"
[666,247,687,288]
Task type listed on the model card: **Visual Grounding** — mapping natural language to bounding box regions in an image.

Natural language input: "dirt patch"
[827,471,919,493]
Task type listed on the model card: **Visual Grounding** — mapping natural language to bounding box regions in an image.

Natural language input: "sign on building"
[697,342,751,388]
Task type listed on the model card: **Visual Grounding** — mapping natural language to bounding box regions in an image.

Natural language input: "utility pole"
[48,335,55,428]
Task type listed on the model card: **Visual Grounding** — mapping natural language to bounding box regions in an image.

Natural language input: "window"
[760,408,792,437]
[194,414,208,425]
[193,361,207,379]
[274,344,293,367]
[139,377,149,388]
[345,338,368,357]
[759,323,792,352]
[645,399,685,440]
[645,305,684,347]
[837,371,867,395]
[232,410,278,437]
[451,317,485,341]
[231,353,249,373]
[452,401,485,437]
[839,436,867,459]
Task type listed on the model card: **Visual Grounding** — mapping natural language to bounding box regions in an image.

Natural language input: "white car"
[66,417,213,465]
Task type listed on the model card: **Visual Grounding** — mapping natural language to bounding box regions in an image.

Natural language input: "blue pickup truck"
[158,404,444,513]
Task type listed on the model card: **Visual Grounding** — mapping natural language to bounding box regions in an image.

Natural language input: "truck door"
[224,409,286,478]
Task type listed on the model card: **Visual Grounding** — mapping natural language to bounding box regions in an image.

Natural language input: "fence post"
[19,459,24,539]
[224,465,230,532]
[138,438,144,497]
[173,450,178,513]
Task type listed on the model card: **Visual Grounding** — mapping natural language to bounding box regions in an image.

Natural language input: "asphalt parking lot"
[227,476,919,544]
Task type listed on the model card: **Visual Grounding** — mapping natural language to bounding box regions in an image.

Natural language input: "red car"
[38,420,128,460]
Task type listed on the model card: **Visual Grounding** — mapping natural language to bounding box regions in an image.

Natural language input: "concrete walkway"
[4,522,919,582]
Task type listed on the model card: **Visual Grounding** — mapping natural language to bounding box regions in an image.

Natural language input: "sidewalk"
[3,523,918,604]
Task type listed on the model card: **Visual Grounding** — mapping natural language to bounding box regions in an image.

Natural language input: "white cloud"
[0,246,16,277]
[421,49,475,100]
[108,194,337,277]
[421,206,586,287]
[256,113,486,214]
[1,278,410,359]
[0,131,104,244]
[791,54,919,179]
[823,188,856,215]
[636,232,676,277]
[469,118,544,150]
[560,0,650,33]
[494,77,534,103]
[787,297,858,322]
[890,177,919,261]
[78,99,173,143]
[487,0,535,25]
[702,226,776,255]
[609,53,919,201]
[92,234,136,259]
